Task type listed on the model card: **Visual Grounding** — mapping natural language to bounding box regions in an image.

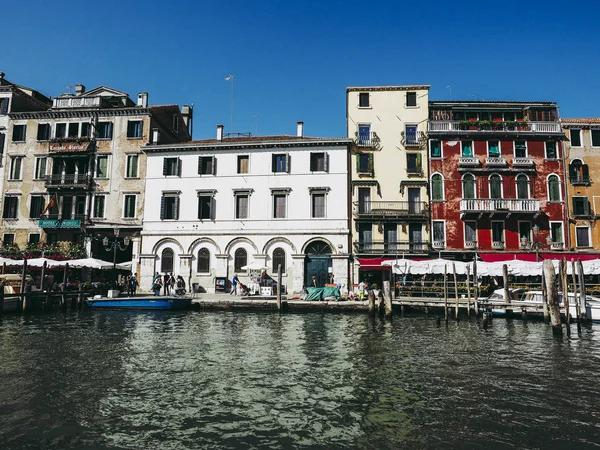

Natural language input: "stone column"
[179,254,192,288]
[332,254,349,295]
[291,254,305,294]
[139,254,157,292]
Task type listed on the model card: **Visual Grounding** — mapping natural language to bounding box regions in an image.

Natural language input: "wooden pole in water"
[444,265,448,322]
[503,263,510,317]
[368,290,375,315]
[577,259,587,323]
[571,259,581,322]
[0,278,4,315]
[40,261,47,291]
[541,266,549,324]
[20,258,28,312]
[543,260,562,335]
[276,264,282,310]
[453,262,459,320]
[2,261,5,274]
[61,263,69,309]
[560,259,570,325]
[466,265,472,318]
[473,260,479,316]
[383,280,392,318]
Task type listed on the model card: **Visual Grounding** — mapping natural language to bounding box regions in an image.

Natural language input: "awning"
[479,253,600,263]
[357,257,396,271]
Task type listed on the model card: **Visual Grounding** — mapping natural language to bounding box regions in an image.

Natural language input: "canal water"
[1,311,599,449]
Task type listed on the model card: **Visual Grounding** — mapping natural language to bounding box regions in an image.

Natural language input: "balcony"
[492,241,505,250]
[550,242,564,250]
[52,96,101,109]
[432,240,446,250]
[485,157,508,166]
[401,131,426,148]
[354,131,381,150]
[460,198,540,213]
[513,157,534,166]
[459,157,481,167]
[45,174,92,189]
[353,201,428,218]
[570,176,591,186]
[428,121,562,134]
[353,240,429,254]
[464,241,477,249]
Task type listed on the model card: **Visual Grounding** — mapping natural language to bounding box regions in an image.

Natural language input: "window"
[357,124,371,145]
[573,197,590,216]
[197,193,214,220]
[545,141,557,159]
[96,155,108,178]
[80,122,90,138]
[464,221,477,244]
[359,93,370,108]
[55,123,66,138]
[12,124,26,142]
[272,153,290,173]
[237,155,249,174]
[311,193,325,218]
[406,92,417,107]
[197,248,210,273]
[492,221,505,244]
[3,234,14,245]
[592,130,600,147]
[407,153,421,174]
[488,140,500,157]
[0,134,5,158]
[161,248,174,273]
[489,174,502,199]
[570,130,581,147]
[29,233,41,245]
[163,157,180,176]
[30,196,45,218]
[462,140,473,157]
[431,174,444,201]
[96,122,113,139]
[123,194,136,218]
[127,120,143,139]
[430,140,441,158]
[68,123,79,137]
[547,175,561,202]
[37,123,51,141]
[9,157,22,180]
[161,194,180,220]
[2,196,18,219]
[519,222,531,245]
[576,227,590,248]
[462,174,476,199]
[173,115,179,132]
[310,152,328,172]
[272,248,286,272]
[0,98,9,114]
[516,174,529,199]
[234,248,247,272]
[93,195,105,218]
[235,194,249,219]
[34,157,47,179]
[198,156,216,175]
[515,141,527,158]
[405,125,418,145]
[432,221,445,245]
[357,153,373,174]
[569,160,589,184]
[551,222,563,243]
[273,193,287,218]
[126,154,139,178]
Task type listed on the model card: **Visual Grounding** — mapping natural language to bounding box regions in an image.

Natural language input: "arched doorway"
[304,240,332,288]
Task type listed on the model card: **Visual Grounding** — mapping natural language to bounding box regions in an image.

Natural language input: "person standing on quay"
[128,273,139,297]
[163,273,171,296]
[230,274,238,295]
[153,276,163,296]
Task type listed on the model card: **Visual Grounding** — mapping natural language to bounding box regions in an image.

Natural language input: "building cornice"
[143,138,353,153]
[347,85,430,92]
[10,108,151,120]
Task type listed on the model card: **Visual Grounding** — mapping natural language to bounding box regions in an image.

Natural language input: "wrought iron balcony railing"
[353,240,429,254]
[354,131,381,149]
[44,174,92,188]
[460,198,539,213]
[353,201,428,217]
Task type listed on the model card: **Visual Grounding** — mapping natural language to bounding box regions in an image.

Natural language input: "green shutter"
[416,153,422,172]
[356,154,360,173]
[368,153,374,175]
[160,196,165,220]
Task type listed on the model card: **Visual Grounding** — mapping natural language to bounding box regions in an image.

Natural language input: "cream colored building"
[346,85,430,284]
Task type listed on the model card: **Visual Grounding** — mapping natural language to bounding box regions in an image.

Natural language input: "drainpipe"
[561,129,572,251]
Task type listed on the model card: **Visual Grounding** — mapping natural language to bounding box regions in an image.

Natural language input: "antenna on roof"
[66,85,73,94]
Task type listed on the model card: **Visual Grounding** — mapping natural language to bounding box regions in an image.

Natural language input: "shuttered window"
[3,196,18,219]
[198,195,213,220]
[272,154,290,173]
[272,248,286,272]
[163,157,180,176]
[37,123,51,141]
[488,141,500,157]
[126,155,139,178]
[430,140,441,158]
[431,174,443,201]
[234,248,247,272]
[161,248,174,273]
[235,194,248,219]
[124,195,136,218]
[576,227,590,247]
[462,141,473,157]
[197,248,210,273]
[311,193,325,218]
[516,174,529,199]
[237,155,249,174]
[545,141,558,159]
[357,153,373,174]
[273,194,286,218]
[515,141,526,158]
[198,156,216,175]
[548,175,561,202]
[489,174,502,199]
[161,195,179,220]
[310,152,328,172]
[462,174,476,199]
[30,196,45,219]
[93,196,105,218]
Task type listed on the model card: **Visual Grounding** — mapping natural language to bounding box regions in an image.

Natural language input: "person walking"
[230,274,238,295]
[128,273,139,297]
[358,280,366,300]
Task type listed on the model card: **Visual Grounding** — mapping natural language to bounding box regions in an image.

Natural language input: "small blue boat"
[86,296,191,310]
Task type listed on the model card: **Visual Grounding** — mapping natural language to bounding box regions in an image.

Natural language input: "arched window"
[462,174,476,199]
[516,174,529,199]
[431,174,444,201]
[272,247,286,272]
[234,248,247,272]
[569,159,589,184]
[548,174,561,202]
[489,174,502,199]
[197,248,210,273]
[161,248,174,273]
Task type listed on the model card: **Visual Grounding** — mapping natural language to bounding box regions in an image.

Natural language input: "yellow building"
[562,118,600,251]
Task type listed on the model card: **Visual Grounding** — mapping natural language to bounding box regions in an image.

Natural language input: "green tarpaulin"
[305,287,340,301]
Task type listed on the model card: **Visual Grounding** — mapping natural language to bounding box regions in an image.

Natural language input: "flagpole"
[225,75,234,132]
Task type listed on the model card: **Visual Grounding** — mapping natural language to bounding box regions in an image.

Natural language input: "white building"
[139,123,353,294]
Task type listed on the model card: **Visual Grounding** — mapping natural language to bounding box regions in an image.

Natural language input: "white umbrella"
[241,261,267,271]
[12,257,67,268]
[116,260,134,270]
[0,257,19,266]
[67,258,115,269]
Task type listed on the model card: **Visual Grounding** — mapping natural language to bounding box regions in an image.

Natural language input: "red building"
[427,101,567,262]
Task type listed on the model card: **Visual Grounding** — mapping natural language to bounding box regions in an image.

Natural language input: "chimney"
[0,72,6,81]
[75,84,85,95]
[217,124,224,141]
[137,92,148,108]
[181,105,192,133]
[152,128,160,144]
[297,121,304,137]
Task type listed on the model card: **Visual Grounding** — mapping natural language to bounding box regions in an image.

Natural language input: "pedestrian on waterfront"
[163,273,171,296]
[358,280,366,300]
[169,273,176,292]
[153,272,160,282]
[153,276,163,296]
[230,274,238,295]
[128,273,139,297]
[311,276,317,288]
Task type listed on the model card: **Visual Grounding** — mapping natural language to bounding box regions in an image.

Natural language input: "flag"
[224,74,233,81]
[40,194,57,217]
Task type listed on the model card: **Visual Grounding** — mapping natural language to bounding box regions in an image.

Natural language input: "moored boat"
[86,295,191,310]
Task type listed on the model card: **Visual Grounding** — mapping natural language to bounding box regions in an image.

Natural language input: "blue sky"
[3,0,599,139]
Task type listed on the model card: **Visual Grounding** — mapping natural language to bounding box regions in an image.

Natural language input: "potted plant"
[505,120,518,130]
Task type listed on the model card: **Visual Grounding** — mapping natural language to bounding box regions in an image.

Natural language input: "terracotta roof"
[561,118,600,124]
[148,104,179,111]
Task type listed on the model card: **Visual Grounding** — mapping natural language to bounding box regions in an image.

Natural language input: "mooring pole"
[277,264,282,310]
[466,265,472,318]
[453,262,459,320]
[577,259,587,323]
[503,263,510,317]
[443,265,448,323]
[543,260,562,335]
[20,259,28,313]
[383,280,392,318]
[473,260,479,316]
